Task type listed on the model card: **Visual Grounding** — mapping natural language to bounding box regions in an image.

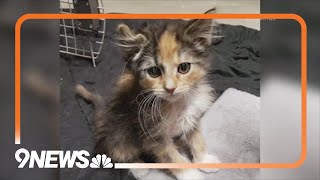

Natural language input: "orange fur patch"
[158,30,181,64]
[117,71,135,92]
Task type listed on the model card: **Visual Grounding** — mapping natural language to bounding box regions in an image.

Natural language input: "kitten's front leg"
[129,159,151,179]
[151,140,204,180]
[186,127,220,173]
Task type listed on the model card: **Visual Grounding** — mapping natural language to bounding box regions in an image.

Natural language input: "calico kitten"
[76,19,220,180]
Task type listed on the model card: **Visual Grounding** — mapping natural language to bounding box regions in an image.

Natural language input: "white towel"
[138,88,260,179]
[201,88,260,179]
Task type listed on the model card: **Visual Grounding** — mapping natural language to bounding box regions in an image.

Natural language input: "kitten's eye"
[147,66,161,78]
[178,63,191,74]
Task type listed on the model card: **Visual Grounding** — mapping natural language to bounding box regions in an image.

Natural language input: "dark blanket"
[60,20,260,180]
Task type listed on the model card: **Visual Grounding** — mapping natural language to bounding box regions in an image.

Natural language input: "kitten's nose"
[165,88,176,95]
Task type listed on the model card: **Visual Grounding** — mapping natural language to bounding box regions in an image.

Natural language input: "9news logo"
[15,148,113,168]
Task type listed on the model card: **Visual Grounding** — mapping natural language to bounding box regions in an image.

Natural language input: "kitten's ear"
[115,24,148,61]
[184,19,216,52]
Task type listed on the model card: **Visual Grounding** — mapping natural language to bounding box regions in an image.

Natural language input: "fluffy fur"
[76,19,220,179]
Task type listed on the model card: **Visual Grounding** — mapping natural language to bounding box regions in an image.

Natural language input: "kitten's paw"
[142,170,174,180]
[130,169,150,179]
[198,154,220,173]
[175,169,204,180]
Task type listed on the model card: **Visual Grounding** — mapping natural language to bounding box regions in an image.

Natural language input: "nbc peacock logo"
[90,154,113,168]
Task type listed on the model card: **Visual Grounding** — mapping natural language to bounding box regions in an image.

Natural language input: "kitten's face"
[116,20,216,101]
[138,31,207,101]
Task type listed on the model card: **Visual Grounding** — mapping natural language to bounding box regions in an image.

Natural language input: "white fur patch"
[130,169,150,179]
[136,170,174,180]
[198,153,220,173]
[167,83,215,137]
[180,83,214,133]
[175,169,204,180]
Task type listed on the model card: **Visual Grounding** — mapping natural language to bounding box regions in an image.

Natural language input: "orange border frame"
[15,14,307,169]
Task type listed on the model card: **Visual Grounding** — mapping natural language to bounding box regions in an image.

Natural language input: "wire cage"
[60,0,106,67]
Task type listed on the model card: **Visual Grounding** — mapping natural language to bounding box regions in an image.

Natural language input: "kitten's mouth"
[161,92,184,102]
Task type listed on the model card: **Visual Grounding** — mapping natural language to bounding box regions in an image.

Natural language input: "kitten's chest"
[166,90,213,137]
